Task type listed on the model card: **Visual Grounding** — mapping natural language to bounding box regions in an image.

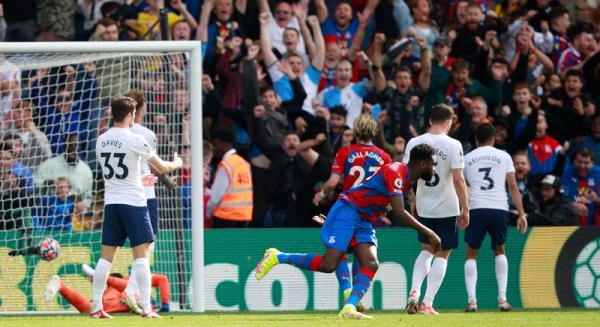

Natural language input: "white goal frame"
[0,41,205,313]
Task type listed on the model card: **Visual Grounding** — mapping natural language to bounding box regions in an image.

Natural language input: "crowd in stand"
[1,0,600,230]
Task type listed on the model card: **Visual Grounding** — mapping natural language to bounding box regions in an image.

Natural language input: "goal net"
[0,42,203,313]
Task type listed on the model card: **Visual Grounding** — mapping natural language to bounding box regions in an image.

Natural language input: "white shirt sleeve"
[506,153,516,174]
[402,139,414,164]
[130,135,155,161]
[451,140,465,169]
[207,166,230,218]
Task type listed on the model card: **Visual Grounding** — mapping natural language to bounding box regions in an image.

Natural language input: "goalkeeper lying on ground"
[43,264,171,314]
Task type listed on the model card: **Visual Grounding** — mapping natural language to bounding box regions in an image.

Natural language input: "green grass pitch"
[3,310,600,327]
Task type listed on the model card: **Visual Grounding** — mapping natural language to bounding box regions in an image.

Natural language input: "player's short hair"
[573,147,594,161]
[330,105,348,118]
[429,103,454,124]
[475,123,496,144]
[110,96,137,122]
[125,89,146,110]
[353,114,378,142]
[409,143,436,163]
[211,128,236,145]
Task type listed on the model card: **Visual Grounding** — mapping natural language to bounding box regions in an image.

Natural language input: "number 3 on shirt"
[100,152,129,180]
[349,166,380,189]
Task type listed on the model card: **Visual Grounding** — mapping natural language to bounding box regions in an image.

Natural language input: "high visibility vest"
[213,153,253,221]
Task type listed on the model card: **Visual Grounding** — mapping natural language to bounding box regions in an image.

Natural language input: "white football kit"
[96,127,156,207]
[464,146,515,211]
[131,123,158,200]
[403,133,464,218]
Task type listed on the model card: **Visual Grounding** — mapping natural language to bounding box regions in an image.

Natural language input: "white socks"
[464,259,477,303]
[495,254,508,301]
[423,257,447,306]
[91,258,112,313]
[125,244,154,299]
[133,258,152,313]
[410,251,434,294]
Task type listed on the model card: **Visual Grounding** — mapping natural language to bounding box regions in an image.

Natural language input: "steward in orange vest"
[208,129,253,228]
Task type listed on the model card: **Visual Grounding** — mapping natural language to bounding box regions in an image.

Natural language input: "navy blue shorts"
[321,200,378,252]
[147,198,158,235]
[417,216,458,251]
[102,204,154,247]
[465,208,508,250]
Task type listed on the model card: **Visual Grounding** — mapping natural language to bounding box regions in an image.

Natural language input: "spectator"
[562,147,600,226]
[0,55,21,125]
[34,135,93,208]
[509,151,538,219]
[506,83,538,153]
[171,19,192,40]
[567,114,600,166]
[258,0,306,55]
[449,3,485,63]
[546,69,595,142]
[207,128,253,227]
[38,88,81,154]
[35,177,84,231]
[0,142,30,230]
[548,7,571,66]
[77,0,124,39]
[407,0,439,59]
[2,100,52,169]
[2,135,33,194]
[260,12,324,116]
[556,24,596,75]
[527,174,578,226]
[197,0,245,68]
[135,0,197,40]
[265,132,330,227]
[89,17,120,41]
[325,105,350,155]
[527,113,564,178]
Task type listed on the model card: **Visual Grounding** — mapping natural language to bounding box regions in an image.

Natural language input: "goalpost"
[0,42,204,313]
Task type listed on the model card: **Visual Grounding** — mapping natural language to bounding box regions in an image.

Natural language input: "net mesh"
[0,52,191,312]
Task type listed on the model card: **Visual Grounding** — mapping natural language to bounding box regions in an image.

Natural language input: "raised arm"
[196,0,214,42]
[172,0,198,30]
[308,15,325,71]
[259,12,278,67]
[372,33,387,93]
[293,3,316,58]
[258,0,270,14]
[235,0,247,14]
[346,8,372,60]
[313,173,341,205]
[314,0,329,23]
[416,36,432,92]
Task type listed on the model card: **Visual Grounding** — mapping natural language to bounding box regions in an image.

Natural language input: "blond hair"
[353,114,378,142]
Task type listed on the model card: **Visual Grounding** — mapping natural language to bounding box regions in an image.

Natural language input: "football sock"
[335,257,352,292]
[152,274,171,304]
[91,258,111,313]
[423,257,448,306]
[495,254,508,301]
[107,275,128,292]
[133,258,152,313]
[125,266,139,298]
[410,250,433,293]
[276,253,323,271]
[352,258,361,284]
[346,267,376,307]
[59,284,91,313]
[464,259,477,302]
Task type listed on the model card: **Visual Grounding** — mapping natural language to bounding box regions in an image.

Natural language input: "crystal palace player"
[312,114,391,309]
[463,123,527,312]
[404,103,469,315]
[92,96,182,319]
[255,144,441,319]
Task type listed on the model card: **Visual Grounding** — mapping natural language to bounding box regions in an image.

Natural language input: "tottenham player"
[313,114,391,308]
[404,103,469,315]
[256,144,441,319]
[463,123,528,312]
[92,96,182,319]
